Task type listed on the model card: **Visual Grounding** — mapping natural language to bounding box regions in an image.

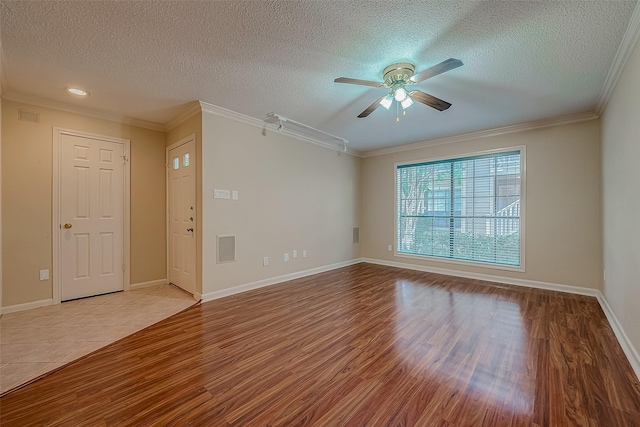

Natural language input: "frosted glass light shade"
[380,95,393,109]
[394,88,407,102]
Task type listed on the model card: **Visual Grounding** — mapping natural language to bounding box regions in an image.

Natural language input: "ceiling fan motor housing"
[383,62,415,87]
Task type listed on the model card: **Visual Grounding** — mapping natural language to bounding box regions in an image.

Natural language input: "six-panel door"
[60,133,124,301]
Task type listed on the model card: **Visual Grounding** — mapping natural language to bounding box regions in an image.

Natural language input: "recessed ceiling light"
[67,88,89,96]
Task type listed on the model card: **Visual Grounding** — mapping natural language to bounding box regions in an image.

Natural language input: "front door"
[168,139,196,294]
[60,133,125,301]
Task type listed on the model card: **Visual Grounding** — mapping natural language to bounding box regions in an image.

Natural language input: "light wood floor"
[1,263,639,426]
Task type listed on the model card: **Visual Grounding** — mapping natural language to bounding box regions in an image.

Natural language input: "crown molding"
[2,92,166,132]
[0,90,599,159]
[164,101,202,132]
[361,111,599,158]
[0,92,362,157]
[596,0,640,116]
[198,101,362,157]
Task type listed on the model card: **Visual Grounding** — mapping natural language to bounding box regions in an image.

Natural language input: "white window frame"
[394,146,526,272]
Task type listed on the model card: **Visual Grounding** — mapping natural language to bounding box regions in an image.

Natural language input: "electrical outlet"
[284,253,290,262]
[39,269,49,281]
[302,250,307,258]
[263,256,269,266]
[214,189,230,199]
[293,250,297,258]
[387,244,393,252]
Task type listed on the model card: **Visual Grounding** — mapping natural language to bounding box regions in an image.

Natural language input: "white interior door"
[168,140,196,294]
[60,134,125,301]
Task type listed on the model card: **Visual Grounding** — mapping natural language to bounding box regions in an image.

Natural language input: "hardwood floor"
[1,263,639,426]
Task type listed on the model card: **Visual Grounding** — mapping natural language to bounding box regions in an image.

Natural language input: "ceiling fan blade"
[410,58,463,83]
[409,90,452,111]
[358,96,386,118]
[335,77,384,88]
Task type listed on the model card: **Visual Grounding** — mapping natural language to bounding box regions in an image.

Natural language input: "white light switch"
[39,269,49,281]
[293,250,297,258]
[232,190,239,200]
[302,250,307,258]
[214,189,230,199]
[263,257,269,266]
[284,253,290,262]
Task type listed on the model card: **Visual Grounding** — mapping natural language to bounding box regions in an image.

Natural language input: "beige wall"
[0,19,3,312]
[129,125,167,285]
[601,38,640,354]
[0,92,3,312]
[1,99,167,307]
[167,111,203,296]
[201,113,361,294]
[362,119,602,289]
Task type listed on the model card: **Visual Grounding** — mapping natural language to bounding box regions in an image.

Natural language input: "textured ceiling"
[0,1,636,151]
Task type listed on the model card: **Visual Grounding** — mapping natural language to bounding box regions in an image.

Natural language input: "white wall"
[601,36,640,355]
[362,119,602,289]
[200,112,361,295]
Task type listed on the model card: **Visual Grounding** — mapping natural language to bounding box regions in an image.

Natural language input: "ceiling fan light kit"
[380,94,393,109]
[334,58,463,119]
[400,96,413,109]
[393,87,408,102]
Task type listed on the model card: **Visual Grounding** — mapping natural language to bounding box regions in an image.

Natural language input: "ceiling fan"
[334,58,463,119]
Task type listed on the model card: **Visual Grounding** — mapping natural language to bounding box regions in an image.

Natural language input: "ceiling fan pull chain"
[396,101,400,122]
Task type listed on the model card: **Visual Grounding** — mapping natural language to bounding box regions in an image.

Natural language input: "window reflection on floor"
[393,279,532,416]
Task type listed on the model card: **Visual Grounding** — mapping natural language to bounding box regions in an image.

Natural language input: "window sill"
[394,252,526,273]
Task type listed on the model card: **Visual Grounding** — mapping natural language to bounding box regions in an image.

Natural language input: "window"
[173,157,179,170]
[396,149,523,268]
[183,153,190,167]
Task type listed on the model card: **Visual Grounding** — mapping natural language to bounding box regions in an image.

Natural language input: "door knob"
[187,228,194,232]
[63,223,72,229]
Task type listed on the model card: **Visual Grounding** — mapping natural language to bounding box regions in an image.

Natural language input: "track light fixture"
[266,112,348,152]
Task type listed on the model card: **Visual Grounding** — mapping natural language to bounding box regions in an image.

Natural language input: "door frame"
[52,128,131,304]
[166,134,196,291]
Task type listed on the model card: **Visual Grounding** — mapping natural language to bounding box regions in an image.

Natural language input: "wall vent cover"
[18,109,40,124]
[353,227,360,244]
[217,235,236,263]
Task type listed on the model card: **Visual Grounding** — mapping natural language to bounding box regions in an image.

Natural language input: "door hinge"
[123,155,129,165]
[122,264,126,272]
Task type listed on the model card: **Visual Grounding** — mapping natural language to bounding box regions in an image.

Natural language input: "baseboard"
[201,258,364,302]
[362,258,600,297]
[1,298,54,315]
[129,278,168,290]
[363,257,640,382]
[596,292,640,381]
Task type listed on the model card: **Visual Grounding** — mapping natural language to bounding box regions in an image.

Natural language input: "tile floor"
[0,284,197,395]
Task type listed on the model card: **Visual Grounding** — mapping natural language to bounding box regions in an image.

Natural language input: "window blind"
[397,150,521,267]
